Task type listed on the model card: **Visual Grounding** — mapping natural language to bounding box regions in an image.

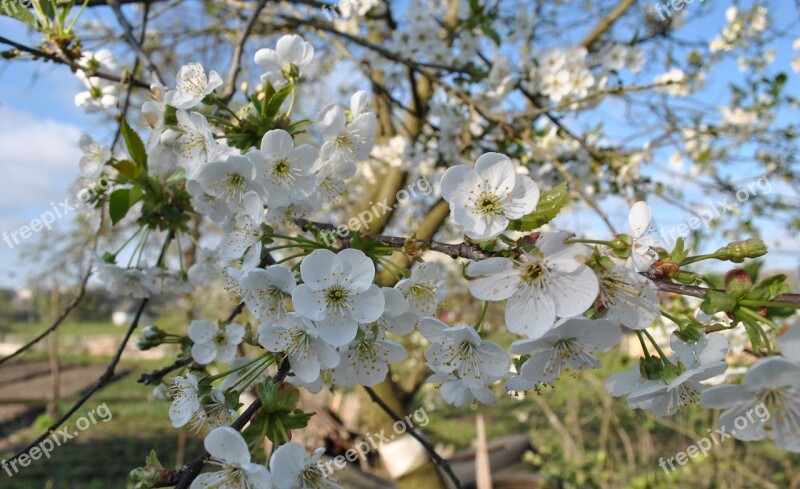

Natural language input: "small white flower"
[332,328,406,387]
[377,287,417,335]
[258,313,340,383]
[466,231,599,339]
[175,110,217,180]
[75,84,118,113]
[168,373,201,428]
[239,264,296,321]
[192,427,271,489]
[317,102,377,165]
[628,201,658,272]
[97,263,159,298]
[702,356,800,452]
[420,318,510,389]
[187,247,223,286]
[628,360,728,417]
[219,192,267,260]
[596,265,659,330]
[308,157,357,206]
[166,63,223,110]
[292,249,385,347]
[142,82,167,150]
[670,331,729,368]
[506,317,621,391]
[249,129,318,207]
[440,152,539,241]
[78,134,111,179]
[197,155,266,208]
[395,262,447,317]
[188,319,245,364]
[426,372,499,407]
[254,35,315,87]
[270,442,341,489]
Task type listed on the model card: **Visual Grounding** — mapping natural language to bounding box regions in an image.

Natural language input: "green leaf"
[109,187,143,225]
[1,0,38,27]
[700,290,737,314]
[112,160,142,180]
[508,181,569,232]
[265,85,293,120]
[747,274,789,302]
[739,314,764,351]
[481,20,501,46]
[121,119,148,169]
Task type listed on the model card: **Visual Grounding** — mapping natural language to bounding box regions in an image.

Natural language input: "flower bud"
[714,239,768,263]
[649,259,680,279]
[724,269,752,298]
[282,62,300,81]
[142,325,166,341]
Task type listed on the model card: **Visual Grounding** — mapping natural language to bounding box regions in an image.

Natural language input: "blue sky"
[0,1,798,289]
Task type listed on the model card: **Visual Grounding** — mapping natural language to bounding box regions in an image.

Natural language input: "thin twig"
[138,357,193,385]
[6,297,150,464]
[0,35,150,88]
[109,0,164,83]
[0,267,92,367]
[112,2,154,149]
[294,218,800,306]
[219,0,271,103]
[363,385,463,489]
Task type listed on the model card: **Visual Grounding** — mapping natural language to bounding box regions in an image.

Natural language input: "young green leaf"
[109,187,143,225]
[508,181,568,232]
[121,119,148,170]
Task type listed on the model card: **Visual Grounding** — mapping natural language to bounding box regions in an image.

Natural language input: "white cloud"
[0,105,83,224]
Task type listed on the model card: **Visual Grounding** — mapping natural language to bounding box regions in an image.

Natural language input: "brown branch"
[219,0,272,103]
[109,0,164,84]
[579,0,636,49]
[294,218,800,306]
[0,35,150,89]
[138,357,193,385]
[363,385,463,489]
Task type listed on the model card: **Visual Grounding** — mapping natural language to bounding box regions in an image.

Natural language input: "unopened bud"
[649,259,680,279]
[714,239,768,263]
[724,269,752,298]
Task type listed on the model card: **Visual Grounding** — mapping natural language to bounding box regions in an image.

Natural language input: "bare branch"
[109,0,164,84]
[0,35,150,88]
[219,0,272,103]
[363,385,463,489]
[0,266,91,367]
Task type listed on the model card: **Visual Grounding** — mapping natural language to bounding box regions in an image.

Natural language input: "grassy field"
[0,357,204,489]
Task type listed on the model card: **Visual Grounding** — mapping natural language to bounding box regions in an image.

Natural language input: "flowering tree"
[2,0,800,487]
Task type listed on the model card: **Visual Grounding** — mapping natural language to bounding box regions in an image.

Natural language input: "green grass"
[0,359,204,489]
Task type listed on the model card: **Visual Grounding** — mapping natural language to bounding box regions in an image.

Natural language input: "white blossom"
[440,152,539,241]
[166,63,223,110]
[466,231,599,338]
[292,249,385,347]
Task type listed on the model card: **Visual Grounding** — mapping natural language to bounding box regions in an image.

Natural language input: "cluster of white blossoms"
[62,12,799,485]
[74,49,120,113]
